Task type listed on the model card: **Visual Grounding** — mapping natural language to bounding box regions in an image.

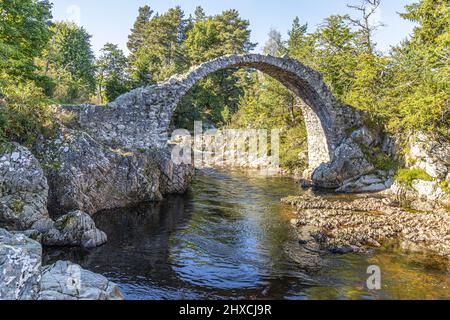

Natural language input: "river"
[44,169,450,300]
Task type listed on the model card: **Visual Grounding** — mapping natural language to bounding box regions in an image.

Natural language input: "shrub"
[439,180,450,194]
[0,80,55,146]
[395,168,433,187]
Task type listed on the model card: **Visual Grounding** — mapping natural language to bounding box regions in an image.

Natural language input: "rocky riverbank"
[283,193,450,259]
[1,118,193,299]
[0,229,124,300]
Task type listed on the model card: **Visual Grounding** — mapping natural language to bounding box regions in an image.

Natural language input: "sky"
[50,0,418,57]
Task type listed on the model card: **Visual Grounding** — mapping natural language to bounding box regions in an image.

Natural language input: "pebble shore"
[283,193,450,259]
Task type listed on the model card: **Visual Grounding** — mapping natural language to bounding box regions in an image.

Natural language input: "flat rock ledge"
[39,261,124,300]
[0,229,123,300]
[282,194,450,259]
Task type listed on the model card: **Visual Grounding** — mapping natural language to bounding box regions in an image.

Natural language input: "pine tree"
[194,6,206,22]
[383,0,450,136]
[129,6,190,85]
[173,9,256,128]
[96,43,130,103]
[42,22,96,102]
[127,5,153,54]
[287,17,308,56]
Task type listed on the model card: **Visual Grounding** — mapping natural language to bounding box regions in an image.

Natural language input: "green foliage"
[40,22,96,103]
[0,80,54,146]
[439,180,450,194]
[96,43,130,103]
[128,6,191,86]
[230,71,308,172]
[395,168,433,187]
[359,143,397,171]
[288,17,308,56]
[0,0,53,83]
[286,0,449,143]
[311,15,361,98]
[280,124,308,171]
[173,9,256,128]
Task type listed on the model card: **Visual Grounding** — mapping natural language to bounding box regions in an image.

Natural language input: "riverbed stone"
[38,260,124,300]
[0,229,42,300]
[337,173,392,193]
[283,194,450,258]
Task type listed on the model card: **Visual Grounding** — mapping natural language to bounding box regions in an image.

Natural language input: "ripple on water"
[43,169,450,300]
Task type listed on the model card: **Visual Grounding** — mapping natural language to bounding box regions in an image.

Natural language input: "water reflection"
[44,169,450,300]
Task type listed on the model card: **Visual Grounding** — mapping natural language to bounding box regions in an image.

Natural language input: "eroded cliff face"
[0,144,50,230]
[34,124,194,217]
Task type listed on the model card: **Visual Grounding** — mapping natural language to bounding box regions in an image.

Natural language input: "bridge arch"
[64,54,371,189]
[117,54,362,170]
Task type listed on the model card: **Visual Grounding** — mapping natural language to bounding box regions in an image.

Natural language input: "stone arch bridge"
[63,54,381,189]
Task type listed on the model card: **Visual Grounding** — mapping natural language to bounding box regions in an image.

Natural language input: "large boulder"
[387,133,450,210]
[35,126,193,216]
[407,133,450,180]
[42,211,107,248]
[0,229,42,300]
[39,261,124,300]
[337,172,394,193]
[0,144,50,230]
[0,143,107,248]
[312,139,375,189]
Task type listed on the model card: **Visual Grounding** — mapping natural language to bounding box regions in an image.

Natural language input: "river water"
[44,169,450,300]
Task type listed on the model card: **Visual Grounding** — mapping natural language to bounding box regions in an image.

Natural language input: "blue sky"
[51,0,417,56]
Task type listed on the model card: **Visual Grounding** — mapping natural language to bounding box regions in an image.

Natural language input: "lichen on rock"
[0,143,50,231]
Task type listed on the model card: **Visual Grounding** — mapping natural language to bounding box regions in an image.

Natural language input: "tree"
[312,15,360,99]
[129,6,190,86]
[346,0,385,54]
[263,29,285,56]
[127,5,153,55]
[184,9,255,64]
[344,0,389,120]
[0,0,53,86]
[287,17,308,57]
[42,22,96,103]
[194,6,206,22]
[174,9,256,128]
[381,0,450,136]
[96,43,130,103]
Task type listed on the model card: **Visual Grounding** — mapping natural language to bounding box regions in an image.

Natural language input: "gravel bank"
[282,193,450,259]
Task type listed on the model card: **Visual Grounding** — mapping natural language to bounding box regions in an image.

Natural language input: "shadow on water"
[44,169,450,300]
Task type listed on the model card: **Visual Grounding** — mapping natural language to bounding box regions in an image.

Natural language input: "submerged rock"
[0,229,42,300]
[39,261,124,300]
